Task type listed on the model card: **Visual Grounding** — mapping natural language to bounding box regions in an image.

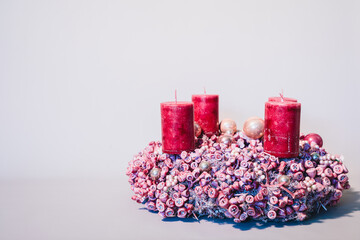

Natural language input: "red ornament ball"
[304,133,323,147]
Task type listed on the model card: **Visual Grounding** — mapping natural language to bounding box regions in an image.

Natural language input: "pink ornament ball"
[243,117,265,139]
[304,133,323,147]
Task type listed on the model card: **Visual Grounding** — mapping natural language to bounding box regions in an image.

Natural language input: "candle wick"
[175,89,177,104]
[280,89,284,102]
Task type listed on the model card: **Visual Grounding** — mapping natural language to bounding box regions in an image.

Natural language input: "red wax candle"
[192,94,219,136]
[161,102,195,154]
[264,97,301,158]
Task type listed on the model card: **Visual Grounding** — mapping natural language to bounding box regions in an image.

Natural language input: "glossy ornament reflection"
[199,160,211,171]
[150,168,161,180]
[220,119,237,135]
[243,117,265,139]
[217,134,234,145]
[304,133,323,147]
[278,175,291,186]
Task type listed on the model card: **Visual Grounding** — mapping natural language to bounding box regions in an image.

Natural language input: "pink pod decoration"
[297,212,307,221]
[333,164,343,174]
[229,198,238,205]
[178,184,187,192]
[298,161,305,172]
[322,177,331,186]
[208,187,218,198]
[270,196,278,205]
[185,203,194,213]
[194,186,204,195]
[232,181,240,190]
[177,207,187,218]
[295,189,305,198]
[219,197,230,209]
[190,162,198,170]
[174,198,184,207]
[177,173,187,182]
[267,210,277,220]
[316,166,325,175]
[166,198,175,208]
[239,212,248,221]
[315,182,325,192]
[278,161,286,173]
[245,195,254,204]
[278,208,286,217]
[146,201,156,211]
[217,173,226,182]
[278,199,286,208]
[324,168,333,178]
[156,201,166,212]
[159,192,169,203]
[290,163,300,172]
[199,179,207,187]
[157,182,165,190]
[204,173,212,182]
[186,173,194,182]
[181,189,190,197]
[286,206,294,215]
[304,160,314,168]
[192,168,201,178]
[272,188,281,196]
[172,192,180,199]
[254,192,263,202]
[292,202,300,211]
[267,161,277,171]
[261,188,269,196]
[299,203,308,212]
[224,210,234,219]
[237,194,246,203]
[306,168,317,178]
[234,169,243,178]
[338,174,348,183]
[246,207,256,217]
[234,218,241,223]
[294,172,304,181]
[228,204,240,216]
[333,190,343,200]
[165,208,175,217]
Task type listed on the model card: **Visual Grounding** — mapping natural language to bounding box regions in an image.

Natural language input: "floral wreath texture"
[126,131,350,222]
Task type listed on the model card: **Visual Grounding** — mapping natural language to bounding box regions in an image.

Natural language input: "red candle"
[264,96,301,158]
[161,101,195,154]
[192,94,219,136]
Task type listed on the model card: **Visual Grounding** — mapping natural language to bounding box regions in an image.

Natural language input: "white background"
[0,1,359,240]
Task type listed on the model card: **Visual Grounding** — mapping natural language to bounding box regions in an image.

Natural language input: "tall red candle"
[192,94,219,136]
[264,97,301,158]
[161,102,195,154]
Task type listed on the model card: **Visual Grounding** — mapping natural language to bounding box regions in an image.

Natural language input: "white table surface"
[1,176,359,240]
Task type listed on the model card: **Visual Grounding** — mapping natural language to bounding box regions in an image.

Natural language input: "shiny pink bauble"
[217,134,234,145]
[304,133,323,147]
[242,117,265,139]
[220,119,237,135]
